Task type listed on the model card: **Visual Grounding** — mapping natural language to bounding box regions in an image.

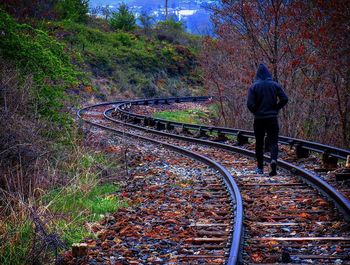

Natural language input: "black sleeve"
[276,84,288,110]
[247,86,256,113]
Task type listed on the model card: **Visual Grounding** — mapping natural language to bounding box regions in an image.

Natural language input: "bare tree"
[101,5,112,20]
[165,0,168,21]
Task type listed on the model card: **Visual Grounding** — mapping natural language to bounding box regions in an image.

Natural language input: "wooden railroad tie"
[72,243,88,258]
[335,155,350,181]
[295,143,309,159]
[322,152,338,170]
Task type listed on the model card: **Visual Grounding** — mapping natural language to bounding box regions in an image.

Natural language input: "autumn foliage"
[201,0,350,148]
[0,0,58,20]
[0,0,88,22]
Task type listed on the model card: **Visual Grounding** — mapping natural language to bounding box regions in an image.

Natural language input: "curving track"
[78,101,243,265]
[112,97,350,212]
[77,97,350,264]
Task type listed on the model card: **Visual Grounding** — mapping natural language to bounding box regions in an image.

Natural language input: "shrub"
[0,10,77,123]
[41,15,201,98]
[138,11,154,35]
[0,57,78,198]
[115,32,133,46]
[156,18,185,44]
[157,18,184,32]
[109,4,136,31]
[141,82,157,98]
[55,0,89,22]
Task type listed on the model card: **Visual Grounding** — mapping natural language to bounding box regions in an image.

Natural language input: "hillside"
[0,3,204,264]
[43,19,203,99]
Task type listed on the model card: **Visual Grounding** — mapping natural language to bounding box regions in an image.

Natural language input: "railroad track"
[76,97,350,264]
[74,101,243,264]
[117,96,349,161]
[114,97,350,204]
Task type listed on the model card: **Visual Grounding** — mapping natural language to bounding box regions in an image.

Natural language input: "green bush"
[115,32,133,46]
[55,0,89,22]
[157,18,184,32]
[0,9,78,127]
[0,13,71,79]
[138,11,154,34]
[109,4,136,31]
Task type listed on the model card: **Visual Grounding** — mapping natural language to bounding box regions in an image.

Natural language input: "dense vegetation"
[0,1,204,264]
[201,0,350,148]
[43,18,202,98]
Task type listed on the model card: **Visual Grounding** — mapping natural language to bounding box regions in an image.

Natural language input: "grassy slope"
[0,10,205,264]
[0,11,126,264]
[43,18,204,99]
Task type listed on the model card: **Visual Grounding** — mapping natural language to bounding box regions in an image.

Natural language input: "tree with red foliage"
[290,0,350,147]
[201,0,350,148]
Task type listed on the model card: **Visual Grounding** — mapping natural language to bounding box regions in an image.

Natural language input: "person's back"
[247,64,288,176]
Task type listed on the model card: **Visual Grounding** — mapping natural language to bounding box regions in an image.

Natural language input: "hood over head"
[255,64,272,81]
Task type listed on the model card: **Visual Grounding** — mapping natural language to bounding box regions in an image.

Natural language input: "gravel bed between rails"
[62,125,233,265]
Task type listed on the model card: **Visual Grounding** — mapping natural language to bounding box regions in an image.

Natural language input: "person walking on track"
[247,64,288,176]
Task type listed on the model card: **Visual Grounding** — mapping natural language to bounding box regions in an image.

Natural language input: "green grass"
[154,109,210,125]
[0,221,33,265]
[46,183,122,218]
[0,153,125,263]
[44,152,127,246]
[46,182,126,245]
[0,150,127,264]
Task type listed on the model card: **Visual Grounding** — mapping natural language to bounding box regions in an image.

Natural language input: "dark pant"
[253,117,279,169]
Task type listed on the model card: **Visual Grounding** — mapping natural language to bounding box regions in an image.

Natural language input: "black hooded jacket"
[247,64,288,119]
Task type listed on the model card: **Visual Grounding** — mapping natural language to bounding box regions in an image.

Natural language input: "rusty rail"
[104,98,350,218]
[117,96,349,160]
[78,101,244,265]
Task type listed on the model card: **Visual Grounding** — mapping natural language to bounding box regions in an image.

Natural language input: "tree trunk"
[165,0,168,21]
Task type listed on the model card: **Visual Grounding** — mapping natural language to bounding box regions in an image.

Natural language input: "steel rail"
[117,96,350,160]
[105,105,350,219]
[78,103,244,265]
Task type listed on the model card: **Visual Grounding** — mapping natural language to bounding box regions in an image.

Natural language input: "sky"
[89,0,216,35]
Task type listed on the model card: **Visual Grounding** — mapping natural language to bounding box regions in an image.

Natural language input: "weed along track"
[76,97,350,264]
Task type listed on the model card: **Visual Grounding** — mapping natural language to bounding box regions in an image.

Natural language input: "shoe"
[255,168,264,174]
[269,161,277,176]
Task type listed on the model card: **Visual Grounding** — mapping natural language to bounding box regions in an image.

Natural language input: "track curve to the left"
[73,101,244,265]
